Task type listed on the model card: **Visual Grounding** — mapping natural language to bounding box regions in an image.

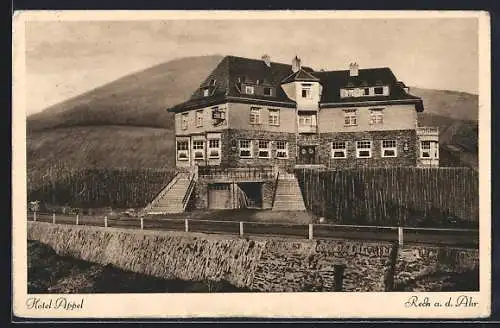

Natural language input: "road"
[30,213,479,248]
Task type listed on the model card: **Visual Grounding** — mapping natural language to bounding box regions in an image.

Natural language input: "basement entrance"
[208,183,231,209]
[237,182,263,209]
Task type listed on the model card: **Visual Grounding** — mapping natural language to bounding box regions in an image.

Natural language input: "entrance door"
[208,183,231,209]
[298,145,317,164]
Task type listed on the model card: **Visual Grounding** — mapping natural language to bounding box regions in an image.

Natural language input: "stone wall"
[221,129,297,170]
[393,245,479,292]
[27,222,479,292]
[318,129,418,169]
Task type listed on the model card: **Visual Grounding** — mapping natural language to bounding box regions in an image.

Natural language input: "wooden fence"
[28,212,479,248]
[27,167,176,209]
[295,167,479,228]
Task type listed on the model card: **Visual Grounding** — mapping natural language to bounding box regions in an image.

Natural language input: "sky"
[24,16,479,115]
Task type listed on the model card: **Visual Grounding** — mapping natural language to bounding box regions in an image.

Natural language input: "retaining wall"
[27,222,479,292]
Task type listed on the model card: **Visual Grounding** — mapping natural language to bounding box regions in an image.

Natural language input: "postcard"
[12,10,491,319]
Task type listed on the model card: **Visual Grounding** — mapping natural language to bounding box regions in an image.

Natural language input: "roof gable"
[281,69,320,84]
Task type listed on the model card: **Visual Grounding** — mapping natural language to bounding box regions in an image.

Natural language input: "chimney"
[349,62,359,77]
[292,55,301,73]
[261,54,271,67]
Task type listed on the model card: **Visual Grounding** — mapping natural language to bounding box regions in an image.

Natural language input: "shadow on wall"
[28,240,249,294]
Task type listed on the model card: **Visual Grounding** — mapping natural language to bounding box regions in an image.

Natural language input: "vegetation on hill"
[410,87,478,122]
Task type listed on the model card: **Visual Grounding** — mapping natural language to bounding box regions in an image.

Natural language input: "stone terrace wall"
[27,222,479,292]
[394,245,479,291]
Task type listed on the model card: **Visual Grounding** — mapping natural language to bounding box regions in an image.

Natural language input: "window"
[344,109,358,126]
[192,140,205,160]
[381,139,397,157]
[369,108,384,125]
[207,138,221,159]
[374,87,384,95]
[249,107,261,124]
[268,109,280,125]
[364,88,370,96]
[258,140,270,158]
[298,114,316,126]
[176,140,189,161]
[245,85,255,94]
[301,84,312,99]
[332,141,347,159]
[420,141,431,158]
[356,140,372,158]
[264,87,272,96]
[239,139,252,158]
[209,79,216,86]
[195,110,204,127]
[181,113,188,130]
[276,141,288,159]
[203,88,210,97]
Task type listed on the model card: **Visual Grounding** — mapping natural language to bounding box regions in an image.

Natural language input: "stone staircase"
[272,172,306,211]
[145,172,196,214]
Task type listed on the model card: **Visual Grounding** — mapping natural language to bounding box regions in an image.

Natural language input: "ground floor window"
[207,138,221,159]
[332,141,347,159]
[381,139,397,157]
[276,140,288,159]
[239,139,252,158]
[356,140,372,158]
[176,140,189,161]
[193,140,205,160]
[420,140,439,158]
[258,140,270,158]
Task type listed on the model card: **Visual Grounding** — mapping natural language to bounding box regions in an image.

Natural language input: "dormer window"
[264,87,272,96]
[363,88,370,96]
[203,88,210,97]
[209,79,216,86]
[245,85,255,95]
[374,87,384,95]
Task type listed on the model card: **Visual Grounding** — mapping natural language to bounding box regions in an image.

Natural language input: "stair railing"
[182,167,198,210]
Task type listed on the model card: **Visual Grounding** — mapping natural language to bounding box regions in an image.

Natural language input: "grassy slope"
[28,126,176,173]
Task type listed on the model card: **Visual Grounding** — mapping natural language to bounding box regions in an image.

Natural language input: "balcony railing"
[198,166,276,180]
[298,124,318,134]
[417,126,439,136]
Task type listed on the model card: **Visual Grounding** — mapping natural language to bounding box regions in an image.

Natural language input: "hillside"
[410,87,478,122]
[27,55,224,132]
[26,55,479,175]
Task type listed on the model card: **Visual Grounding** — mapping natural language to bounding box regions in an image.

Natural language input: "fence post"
[308,223,314,240]
[398,227,404,247]
[104,216,108,228]
[33,211,37,222]
[185,219,189,232]
[52,213,56,224]
[140,217,144,230]
[239,221,244,236]
[76,214,79,225]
